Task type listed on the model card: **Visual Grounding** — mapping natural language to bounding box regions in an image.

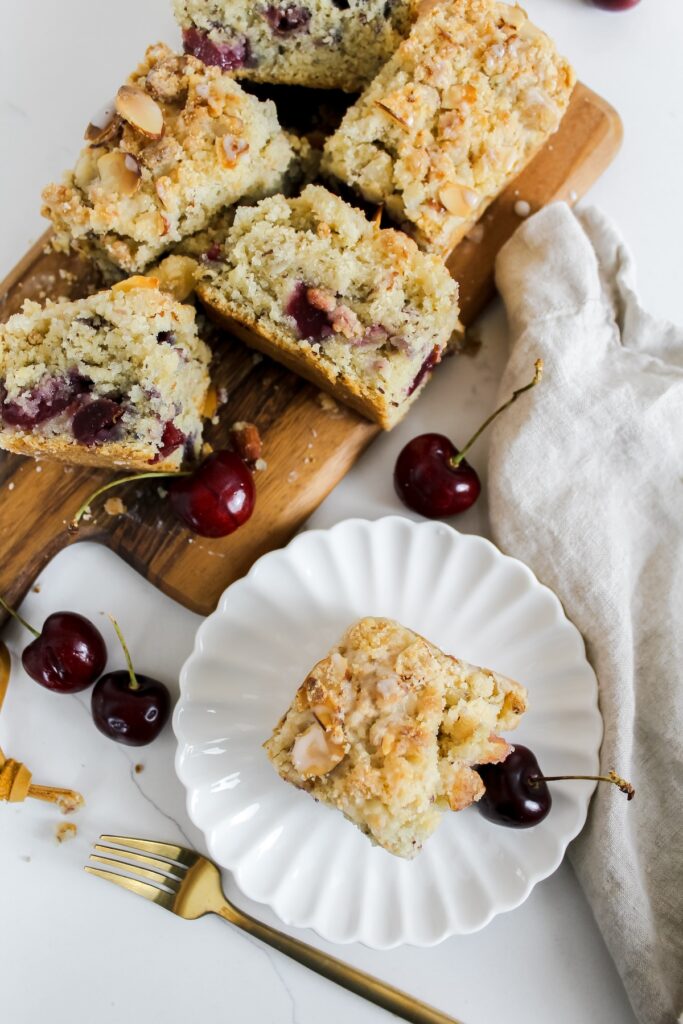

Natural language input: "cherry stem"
[450,359,544,468]
[0,596,40,638]
[108,615,139,692]
[531,771,635,801]
[69,470,191,532]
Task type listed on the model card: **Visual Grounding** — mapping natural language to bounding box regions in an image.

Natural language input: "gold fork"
[86,835,463,1024]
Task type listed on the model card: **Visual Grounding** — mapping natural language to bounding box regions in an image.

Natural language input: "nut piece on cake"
[322,0,575,255]
[0,280,211,472]
[264,617,527,858]
[196,185,461,429]
[175,0,415,93]
[41,43,295,276]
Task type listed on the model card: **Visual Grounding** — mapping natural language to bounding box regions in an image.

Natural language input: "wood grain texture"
[0,83,621,618]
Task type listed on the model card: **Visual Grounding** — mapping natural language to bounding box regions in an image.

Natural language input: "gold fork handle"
[216,905,463,1024]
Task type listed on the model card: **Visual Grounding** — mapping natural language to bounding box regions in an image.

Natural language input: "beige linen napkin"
[489,203,683,1024]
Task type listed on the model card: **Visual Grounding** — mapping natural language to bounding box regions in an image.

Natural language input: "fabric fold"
[489,202,683,1024]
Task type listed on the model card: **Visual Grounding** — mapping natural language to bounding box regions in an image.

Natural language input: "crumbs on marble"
[32,584,41,593]
[55,822,77,843]
[134,763,144,774]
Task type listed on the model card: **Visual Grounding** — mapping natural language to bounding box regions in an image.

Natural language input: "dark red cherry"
[150,420,186,463]
[263,5,312,33]
[590,0,640,9]
[394,433,481,518]
[92,671,170,746]
[476,746,551,828]
[91,616,170,746]
[72,398,124,445]
[285,282,333,342]
[182,27,252,70]
[21,612,107,693]
[394,360,544,520]
[476,745,635,828]
[169,450,255,537]
[1,374,89,427]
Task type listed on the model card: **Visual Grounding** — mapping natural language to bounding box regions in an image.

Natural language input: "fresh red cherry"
[477,746,551,828]
[394,359,543,519]
[91,617,170,746]
[591,0,640,10]
[476,744,635,828]
[168,450,255,537]
[0,597,106,693]
[70,449,256,538]
[394,434,481,518]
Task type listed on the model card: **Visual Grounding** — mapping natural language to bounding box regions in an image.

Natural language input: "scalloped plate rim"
[174,516,602,948]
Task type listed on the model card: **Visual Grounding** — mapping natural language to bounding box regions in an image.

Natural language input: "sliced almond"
[291,722,345,779]
[223,114,245,135]
[154,255,198,302]
[85,101,122,145]
[112,275,160,293]
[215,134,249,169]
[97,151,141,197]
[438,183,479,218]
[374,99,410,130]
[155,175,174,210]
[500,3,527,29]
[115,85,164,140]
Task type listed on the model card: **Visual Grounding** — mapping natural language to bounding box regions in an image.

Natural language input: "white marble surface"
[2,1,681,1022]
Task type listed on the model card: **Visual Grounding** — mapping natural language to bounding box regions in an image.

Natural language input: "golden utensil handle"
[218,904,463,1024]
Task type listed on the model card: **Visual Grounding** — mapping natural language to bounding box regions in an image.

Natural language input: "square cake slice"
[322,0,575,255]
[0,278,211,472]
[176,0,414,93]
[196,185,460,429]
[42,43,295,275]
[265,617,527,858]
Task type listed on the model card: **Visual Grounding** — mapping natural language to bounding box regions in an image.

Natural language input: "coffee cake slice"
[265,617,527,858]
[0,278,211,472]
[322,0,575,255]
[197,185,460,429]
[42,43,294,275]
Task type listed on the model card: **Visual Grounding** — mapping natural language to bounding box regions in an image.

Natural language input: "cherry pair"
[0,598,168,746]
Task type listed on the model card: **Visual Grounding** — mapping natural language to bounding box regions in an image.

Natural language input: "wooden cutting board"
[0,83,621,618]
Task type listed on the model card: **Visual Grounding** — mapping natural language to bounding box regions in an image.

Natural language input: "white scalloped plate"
[174,517,601,948]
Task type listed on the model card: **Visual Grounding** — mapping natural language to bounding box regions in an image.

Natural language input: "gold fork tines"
[86,835,464,1024]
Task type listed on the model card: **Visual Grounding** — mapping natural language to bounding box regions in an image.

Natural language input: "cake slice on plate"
[322,0,575,255]
[196,185,461,429]
[0,277,211,472]
[264,617,527,858]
